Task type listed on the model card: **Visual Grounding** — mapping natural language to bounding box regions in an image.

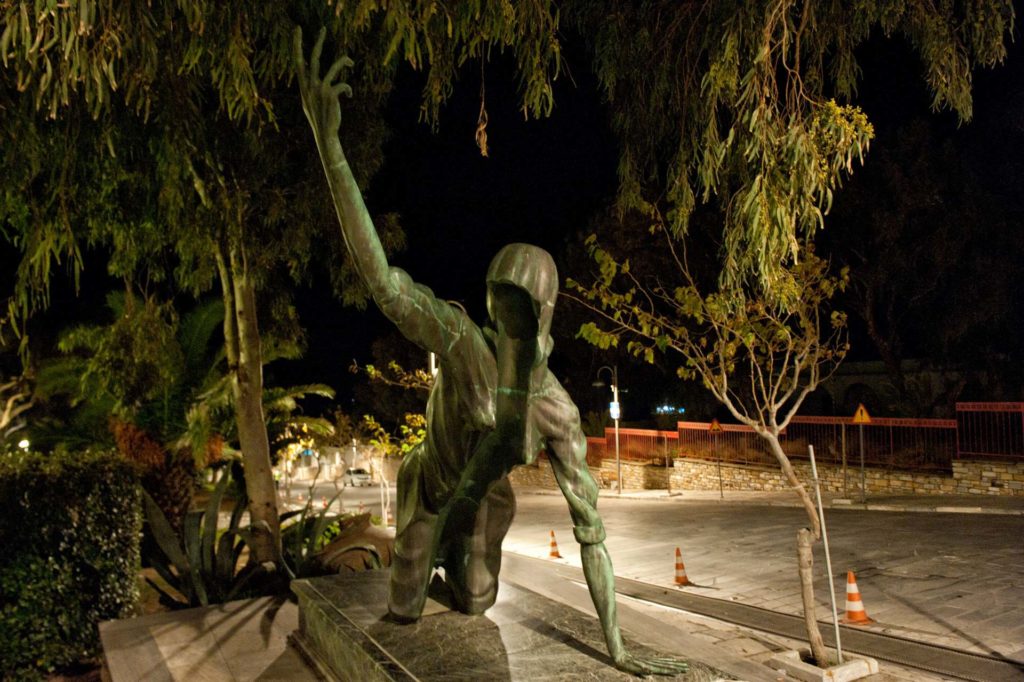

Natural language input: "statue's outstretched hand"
[293,26,353,150]
[614,651,689,677]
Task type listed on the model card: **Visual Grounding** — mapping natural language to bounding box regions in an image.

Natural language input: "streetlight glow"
[595,366,621,495]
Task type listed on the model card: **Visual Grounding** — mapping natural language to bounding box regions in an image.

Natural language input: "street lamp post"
[595,366,621,495]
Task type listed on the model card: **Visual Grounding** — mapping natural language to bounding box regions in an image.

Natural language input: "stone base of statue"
[290,571,686,681]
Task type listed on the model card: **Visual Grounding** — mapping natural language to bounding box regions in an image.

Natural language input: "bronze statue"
[295,28,687,677]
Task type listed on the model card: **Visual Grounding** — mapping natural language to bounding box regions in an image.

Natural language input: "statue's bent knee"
[387,459,437,622]
[460,582,498,615]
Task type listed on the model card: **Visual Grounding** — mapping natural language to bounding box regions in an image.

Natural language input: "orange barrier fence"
[579,403,1024,471]
[591,428,677,464]
[676,417,959,471]
[570,404,1024,471]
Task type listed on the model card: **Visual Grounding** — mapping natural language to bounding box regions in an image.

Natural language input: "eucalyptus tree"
[0,1,562,565]
[567,0,1014,298]
[563,0,1014,661]
[1,0,1014,571]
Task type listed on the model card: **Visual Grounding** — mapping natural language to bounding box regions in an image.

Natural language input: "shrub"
[0,449,141,678]
[143,467,275,608]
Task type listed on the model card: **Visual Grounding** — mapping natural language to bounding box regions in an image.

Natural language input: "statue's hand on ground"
[613,652,689,677]
[293,26,352,152]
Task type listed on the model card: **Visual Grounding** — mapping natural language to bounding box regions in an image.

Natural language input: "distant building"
[819,359,967,417]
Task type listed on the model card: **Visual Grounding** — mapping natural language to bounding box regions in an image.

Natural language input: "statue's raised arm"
[294,28,390,297]
[294,27,463,353]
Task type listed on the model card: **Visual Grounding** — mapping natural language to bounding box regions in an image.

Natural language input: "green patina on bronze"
[295,27,687,677]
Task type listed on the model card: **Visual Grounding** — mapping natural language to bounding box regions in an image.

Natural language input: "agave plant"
[280,490,391,579]
[142,468,274,608]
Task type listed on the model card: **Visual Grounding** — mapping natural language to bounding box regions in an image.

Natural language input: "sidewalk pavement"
[102,578,933,682]
[503,486,1024,667]
[102,488,1022,681]
[519,485,1024,516]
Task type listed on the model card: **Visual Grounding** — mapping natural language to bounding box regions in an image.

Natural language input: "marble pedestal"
[291,571,692,681]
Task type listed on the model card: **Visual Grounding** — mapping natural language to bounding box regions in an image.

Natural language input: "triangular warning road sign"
[852,403,872,425]
[709,418,723,434]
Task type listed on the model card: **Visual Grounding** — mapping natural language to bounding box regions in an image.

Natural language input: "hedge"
[0,449,141,678]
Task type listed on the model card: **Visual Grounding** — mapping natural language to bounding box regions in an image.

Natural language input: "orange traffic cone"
[386,508,395,526]
[841,571,874,625]
[298,493,304,502]
[673,547,691,586]
[321,496,327,509]
[548,530,563,559]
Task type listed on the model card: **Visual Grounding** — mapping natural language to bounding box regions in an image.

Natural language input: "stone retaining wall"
[600,460,671,490]
[670,458,1024,497]
[507,456,1024,497]
[953,460,1024,496]
[507,459,606,490]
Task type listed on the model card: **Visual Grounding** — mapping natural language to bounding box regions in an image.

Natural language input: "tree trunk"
[764,432,829,665]
[797,527,828,665]
[217,242,281,566]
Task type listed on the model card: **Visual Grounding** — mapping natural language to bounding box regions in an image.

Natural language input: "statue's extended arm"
[294,28,462,352]
[545,403,688,677]
[294,27,393,300]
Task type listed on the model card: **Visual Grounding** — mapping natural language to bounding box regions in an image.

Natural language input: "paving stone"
[715,637,773,657]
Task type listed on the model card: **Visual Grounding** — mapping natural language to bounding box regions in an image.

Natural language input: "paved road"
[501,492,1024,664]
[280,479,393,517]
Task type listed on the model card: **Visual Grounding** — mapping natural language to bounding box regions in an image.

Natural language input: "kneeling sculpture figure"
[296,28,687,677]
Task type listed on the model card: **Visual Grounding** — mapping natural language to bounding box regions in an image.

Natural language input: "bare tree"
[569,224,848,663]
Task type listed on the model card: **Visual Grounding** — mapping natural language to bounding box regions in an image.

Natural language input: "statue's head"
[485,243,557,359]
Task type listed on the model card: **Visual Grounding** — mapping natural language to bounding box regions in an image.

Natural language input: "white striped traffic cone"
[674,547,691,586]
[841,571,874,625]
[548,530,563,559]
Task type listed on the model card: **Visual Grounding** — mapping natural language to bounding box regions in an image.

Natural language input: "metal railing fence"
[956,402,1024,459]
[785,416,957,471]
[573,403,1023,471]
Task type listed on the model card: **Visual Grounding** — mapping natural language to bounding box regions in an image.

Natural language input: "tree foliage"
[362,412,427,459]
[351,351,432,459]
[39,293,220,446]
[1,0,570,567]
[2,1,1015,321]
[569,226,848,433]
[568,0,1013,295]
[0,1,565,333]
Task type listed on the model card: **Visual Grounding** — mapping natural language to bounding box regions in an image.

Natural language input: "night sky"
[287,27,1024,419]
[8,22,1024,421]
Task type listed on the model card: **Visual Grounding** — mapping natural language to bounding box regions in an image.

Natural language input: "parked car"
[342,467,372,487]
